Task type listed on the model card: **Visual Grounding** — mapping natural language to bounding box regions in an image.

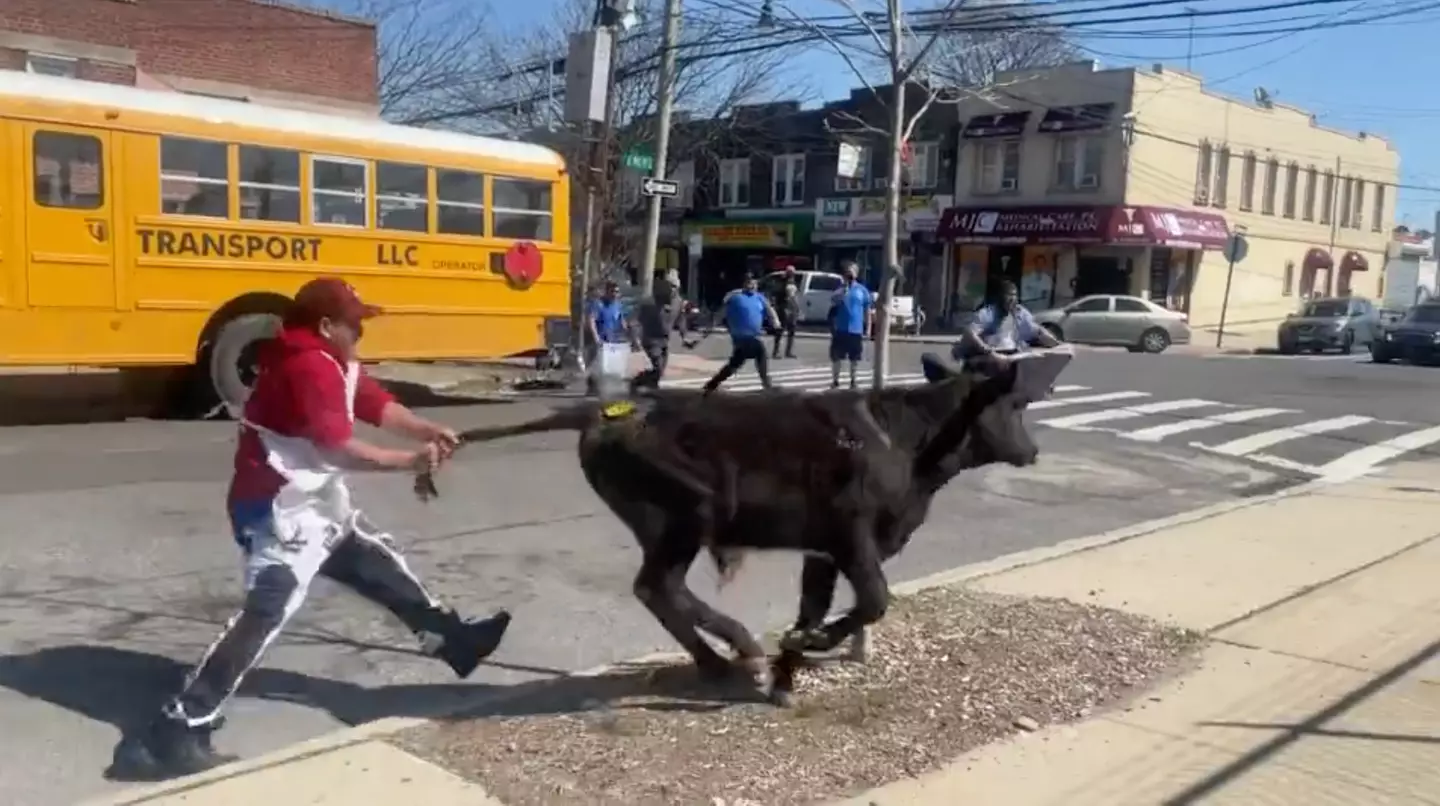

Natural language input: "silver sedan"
[1030,294,1192,354]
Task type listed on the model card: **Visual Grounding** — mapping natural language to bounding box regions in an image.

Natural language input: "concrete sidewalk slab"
[109,740,503,806]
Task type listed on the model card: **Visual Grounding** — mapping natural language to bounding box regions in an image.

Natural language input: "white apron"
[239,354,360,588]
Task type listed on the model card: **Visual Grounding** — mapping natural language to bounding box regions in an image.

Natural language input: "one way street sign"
[641,177,679,198]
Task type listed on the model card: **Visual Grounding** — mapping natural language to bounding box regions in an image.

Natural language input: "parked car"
[1370,302,1440,365]
[759,269,921,330]
[1276,296,1381,354]
[1031,294,1191,354]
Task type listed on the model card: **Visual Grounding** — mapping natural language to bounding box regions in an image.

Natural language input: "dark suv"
[1276,297,1381,354]
[1371,303,1440,365]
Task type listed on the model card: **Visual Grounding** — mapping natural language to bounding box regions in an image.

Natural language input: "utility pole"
[1185,7,1196,70]
[637,0,682,299]
[1326,155,1341,296]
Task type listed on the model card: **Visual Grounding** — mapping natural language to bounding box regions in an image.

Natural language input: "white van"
[760,270,922,330]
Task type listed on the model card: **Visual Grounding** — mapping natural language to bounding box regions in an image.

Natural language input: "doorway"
[1074,255,1127,298]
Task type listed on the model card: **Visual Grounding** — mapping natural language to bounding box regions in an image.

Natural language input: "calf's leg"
[631,532,736,679]
[789,558,869,663]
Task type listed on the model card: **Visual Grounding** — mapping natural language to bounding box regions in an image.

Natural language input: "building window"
[772,153,805,206]
[238,145,300,223]
[904,141,940,188]
[975,140,1021,194]
[159,136,229,218]
[1282,261,1295,296]
[1239,152,1256,211]
[1053,135,1103,190]
[671,160,695,210]
[835,142,870,191]
[1320,170,1335,225]
[1261,157,1279,215]
[1351,179,1365,230]
[1372,184,1385,233]
[310,156,368,227]
[1282,162,1298,219]
[374,162,428,233]
[1212,146,1230,208]
[435,168,485,236]
[32,131,104,209]
[719,158,750,207]
[1302,166,1317,222]
[26,52,78,78]
[1339,177,1353,228]
[1195,140,1213,205]
[492,178,553,241]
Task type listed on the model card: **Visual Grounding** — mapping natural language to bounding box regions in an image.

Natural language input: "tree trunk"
[873,0,906,389]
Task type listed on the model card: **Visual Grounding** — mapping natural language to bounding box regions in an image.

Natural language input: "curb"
[84,474,1333,806]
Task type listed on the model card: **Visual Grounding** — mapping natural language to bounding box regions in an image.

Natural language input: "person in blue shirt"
[828,262,874,390]
[702,273,780,394]
[586,280,630,395]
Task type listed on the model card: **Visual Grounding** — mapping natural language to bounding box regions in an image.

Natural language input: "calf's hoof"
[738,655,772,693]
[847,629,871,664]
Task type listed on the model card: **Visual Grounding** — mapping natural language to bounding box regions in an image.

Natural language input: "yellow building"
[936,61,1397,331]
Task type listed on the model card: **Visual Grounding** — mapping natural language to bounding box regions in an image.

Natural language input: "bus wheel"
[209,313,281,415]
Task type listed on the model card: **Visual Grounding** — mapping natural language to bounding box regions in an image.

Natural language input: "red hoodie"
[228,326,395,504]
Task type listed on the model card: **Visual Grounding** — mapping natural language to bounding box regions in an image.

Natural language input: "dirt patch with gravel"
[395,585,1204,805]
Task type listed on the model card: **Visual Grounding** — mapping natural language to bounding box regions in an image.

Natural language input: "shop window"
[436,168,485,236]
[311,156,368,227]
[375,162,428,233]
[160,136,229,218]
[33,131,104,210]
[239,146,301,223]
[492,177,553,241]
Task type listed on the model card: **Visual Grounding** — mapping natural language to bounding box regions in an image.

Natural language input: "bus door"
[23,123,116,308]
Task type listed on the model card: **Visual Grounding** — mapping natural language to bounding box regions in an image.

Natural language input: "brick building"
[0,0,378,116]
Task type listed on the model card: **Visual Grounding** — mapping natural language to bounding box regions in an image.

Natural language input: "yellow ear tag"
[602,400,637,419]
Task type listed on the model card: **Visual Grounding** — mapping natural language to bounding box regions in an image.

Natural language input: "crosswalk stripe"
[1313,424,1440,482]
[1195,414,1374,457]
[1028,391,1150,411]
[1037,399,1223,431]
[1120,407,1295,443]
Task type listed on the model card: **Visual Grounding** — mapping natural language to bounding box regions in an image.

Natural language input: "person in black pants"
[770,265,800,359]
[703,274,780,394]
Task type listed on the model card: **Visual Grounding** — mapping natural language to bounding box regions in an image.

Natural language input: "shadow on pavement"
[0,644,511,731]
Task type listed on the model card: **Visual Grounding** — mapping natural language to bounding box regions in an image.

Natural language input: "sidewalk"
[89,463,1440,806]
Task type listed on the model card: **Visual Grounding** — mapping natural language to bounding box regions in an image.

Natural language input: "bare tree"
[341,0,501,126]
[927,6,1079,88]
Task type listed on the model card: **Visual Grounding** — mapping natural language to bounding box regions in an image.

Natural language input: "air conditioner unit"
[1078,173,1099,189]
[1000,177,1018,191]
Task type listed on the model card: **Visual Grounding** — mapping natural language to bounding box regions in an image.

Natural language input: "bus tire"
[209,312,282,415]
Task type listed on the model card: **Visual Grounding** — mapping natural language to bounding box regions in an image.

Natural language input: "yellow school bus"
[0,72,570,410]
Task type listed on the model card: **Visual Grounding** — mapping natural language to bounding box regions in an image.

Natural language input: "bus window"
[160,136,229,218]
[311,155,368,227]
[492,178,552,241]
[436,168,485,236]
[375,162,427,233]
[34,131,104,209]
[239,145,300,223]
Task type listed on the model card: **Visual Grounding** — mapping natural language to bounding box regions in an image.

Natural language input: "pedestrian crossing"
[661,364,1440,483]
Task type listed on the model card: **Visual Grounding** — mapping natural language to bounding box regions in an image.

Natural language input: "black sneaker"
[432,610,512,679]
[105,713,237,782]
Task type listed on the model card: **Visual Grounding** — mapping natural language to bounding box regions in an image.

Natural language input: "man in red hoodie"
[109,278,512,781]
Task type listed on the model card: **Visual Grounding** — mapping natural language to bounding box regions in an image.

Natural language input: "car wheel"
[1340,330,1354,355]
[1041,323,1064,341]
[1278,340,1297,355]
[209,312,282,416]
[1371,346,1393,364]
[1139,327,1170,354]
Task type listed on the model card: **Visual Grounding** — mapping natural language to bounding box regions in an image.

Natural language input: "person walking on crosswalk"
[703,273,780,394]
[770,265,801,359]
[828,262,874,390]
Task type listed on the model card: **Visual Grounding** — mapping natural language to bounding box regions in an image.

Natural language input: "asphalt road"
[0,387,1281,804]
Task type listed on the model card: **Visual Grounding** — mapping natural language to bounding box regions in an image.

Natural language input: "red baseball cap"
[286,277,382,327]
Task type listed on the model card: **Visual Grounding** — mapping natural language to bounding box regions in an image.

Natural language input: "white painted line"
[1120,407,1296,443]
[1037,398,1223,431]
[1052,384,1091,393]
[1194,414,1374,457]
[1028,391,1150,411]
[1314,424,1440,483]
[1241,452,1323,476]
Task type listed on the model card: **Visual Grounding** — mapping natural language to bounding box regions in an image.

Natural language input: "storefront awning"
[1037,102,1115,134]
[935,204,1230,249]
[1303,247,1334,270]
[961,111,1031,139]
[1340,250,1370,272]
